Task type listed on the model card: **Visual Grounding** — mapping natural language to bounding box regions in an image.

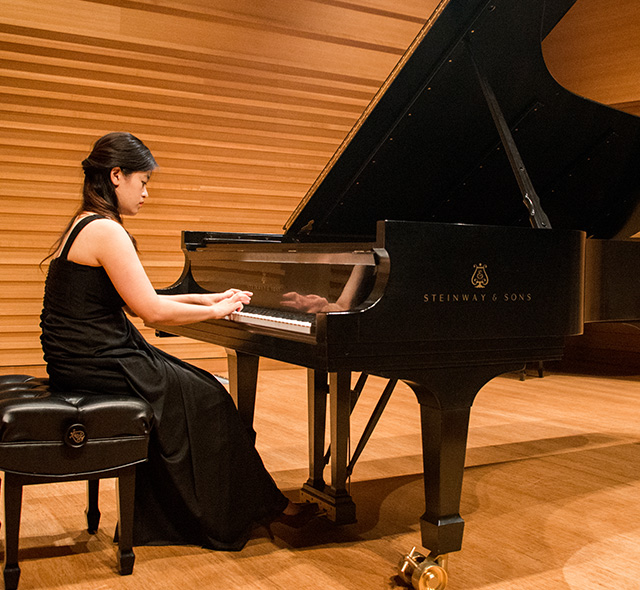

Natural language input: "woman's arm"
[78,219,250,325]
[159,290,247,306]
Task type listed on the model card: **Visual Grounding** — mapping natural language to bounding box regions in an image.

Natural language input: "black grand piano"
[155,0,640,570]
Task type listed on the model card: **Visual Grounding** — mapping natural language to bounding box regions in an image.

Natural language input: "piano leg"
[306,369,328,490]
[300,370,357,524]
[329,371,358,522]
[398,363,524,557]
[416,402,469,555]
[225,349,260,442]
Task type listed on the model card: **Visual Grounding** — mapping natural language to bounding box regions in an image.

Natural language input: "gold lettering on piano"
[423,292,532,303]
[422,264,532,304]
[504,293,533,302]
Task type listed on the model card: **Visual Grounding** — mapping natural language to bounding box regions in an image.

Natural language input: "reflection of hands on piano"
[280,264,373,313]
[281,292,337,313]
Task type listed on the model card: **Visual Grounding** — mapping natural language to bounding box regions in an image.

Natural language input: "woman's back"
[40,215,138,391]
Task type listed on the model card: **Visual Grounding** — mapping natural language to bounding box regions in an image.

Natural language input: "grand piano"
[155,0,640,572]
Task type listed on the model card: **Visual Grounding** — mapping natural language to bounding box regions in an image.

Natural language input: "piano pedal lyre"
[398,547,449,590]
[323,374,399,477]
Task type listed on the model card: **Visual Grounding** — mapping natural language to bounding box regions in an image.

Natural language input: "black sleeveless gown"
[40,215,288,550]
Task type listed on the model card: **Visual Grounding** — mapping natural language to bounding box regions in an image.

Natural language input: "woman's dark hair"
[42,132,157,265]
[80,132,157,222]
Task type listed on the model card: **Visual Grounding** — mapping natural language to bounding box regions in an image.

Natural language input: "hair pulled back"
[42,132,157,267]
[81,132,157,222]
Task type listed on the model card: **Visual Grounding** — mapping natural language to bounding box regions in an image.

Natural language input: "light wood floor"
[3,366,640,590]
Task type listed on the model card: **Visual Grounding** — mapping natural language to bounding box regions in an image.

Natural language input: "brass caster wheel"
[398,546,448,590]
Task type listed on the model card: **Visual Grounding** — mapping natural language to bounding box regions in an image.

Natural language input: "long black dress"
[40,215,288,550]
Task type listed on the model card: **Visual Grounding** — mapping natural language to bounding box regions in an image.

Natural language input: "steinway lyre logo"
[471,263,489,289]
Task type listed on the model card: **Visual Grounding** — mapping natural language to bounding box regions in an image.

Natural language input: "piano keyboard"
[229,306,315,334]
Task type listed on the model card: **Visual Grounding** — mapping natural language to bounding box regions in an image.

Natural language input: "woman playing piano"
[40,132,317,550]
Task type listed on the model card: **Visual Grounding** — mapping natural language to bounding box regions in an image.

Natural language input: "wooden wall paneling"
[0,0,428,371]
[542,0,640,113]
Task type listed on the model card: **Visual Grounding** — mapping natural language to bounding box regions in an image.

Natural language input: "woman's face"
[111,168,151,216]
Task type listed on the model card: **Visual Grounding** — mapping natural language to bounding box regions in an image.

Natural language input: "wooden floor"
[3,366,640,590]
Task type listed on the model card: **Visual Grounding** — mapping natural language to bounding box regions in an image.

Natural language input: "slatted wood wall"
[542,0,640,116]
[1,0,639,374]
[0,0,432,371]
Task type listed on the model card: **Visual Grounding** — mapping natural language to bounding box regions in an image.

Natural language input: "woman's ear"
[110,167,122,186]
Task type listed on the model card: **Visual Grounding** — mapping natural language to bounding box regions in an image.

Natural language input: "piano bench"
[0,374,154,590]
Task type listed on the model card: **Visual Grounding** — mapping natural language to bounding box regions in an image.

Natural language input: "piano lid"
[283,0,640,242]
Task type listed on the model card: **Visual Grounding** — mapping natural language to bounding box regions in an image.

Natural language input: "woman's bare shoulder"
[81,216,129,239]
[67,216,134,266]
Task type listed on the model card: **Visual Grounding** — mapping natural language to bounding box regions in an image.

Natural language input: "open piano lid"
[283,0,640,242]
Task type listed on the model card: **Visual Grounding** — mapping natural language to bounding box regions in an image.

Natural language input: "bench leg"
[2,473,23,590]
[115,466,136,575]
[86,479,100,534]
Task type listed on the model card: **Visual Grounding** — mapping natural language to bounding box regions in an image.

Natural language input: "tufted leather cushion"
[0,375,154,476]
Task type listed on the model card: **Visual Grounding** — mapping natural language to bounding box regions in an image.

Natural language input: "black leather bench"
[0,374,154,590]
